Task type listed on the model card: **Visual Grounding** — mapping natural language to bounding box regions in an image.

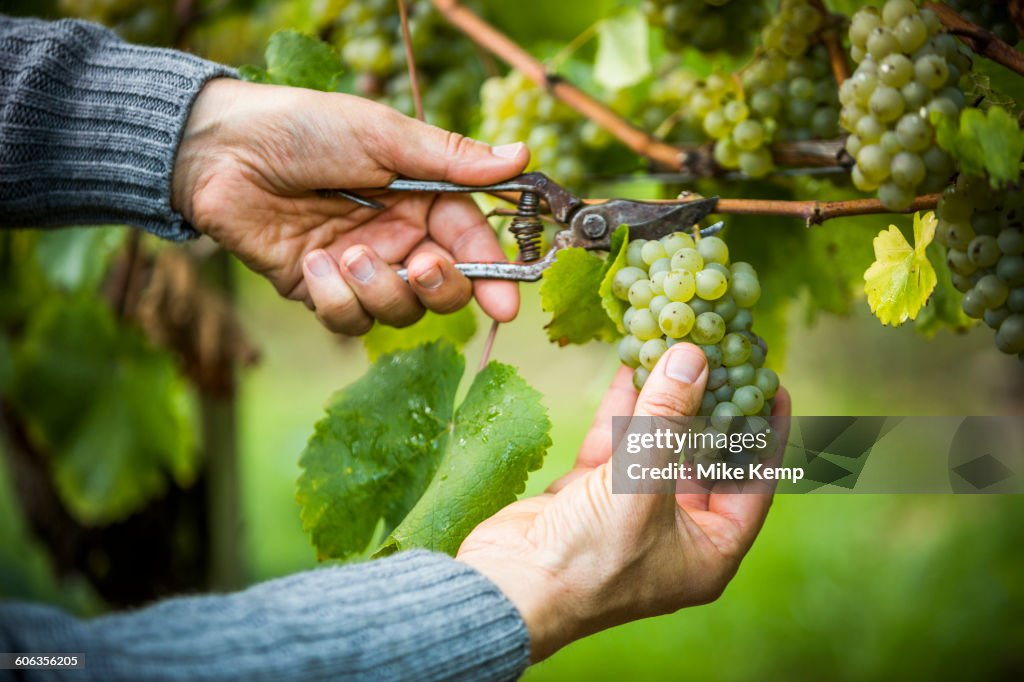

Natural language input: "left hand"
[171,78,530,335]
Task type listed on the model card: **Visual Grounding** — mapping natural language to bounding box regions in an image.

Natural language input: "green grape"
[691,298,714,316]
[731,272,762,307]
[891,152,926,188]
[664,270,697,302]
[969,236,1001,268]
[721,332,753,367]
[692,312,726,344]
[671,248,704,273]
[857,144,892,183]
[618,335,644,368]
[733,385,766,416]
[612,266,647,301]
[998,229,1024,256]
[997,257,1024,286]
[995,314,1024,354]
[707,366,729,391]
[628,279,656,308]
[626,240,648,268]
[878,182,915,210]
[659,302,696,338]
[727,363,756,388]
[754,368,780,399]
[649,295,670,318]
[641,240,668,265]
[697,236,730,264]
[633,367,651,391]
[650,271,668,295]
[696,269,729,300]
[639,338,668,370]
[629,308,662,340]
[976,274,1009,308]
[649,258,672,277]
[661,232,695,255]
[713,295,738,322]
[728,308,754,332]
[701,344,724,369]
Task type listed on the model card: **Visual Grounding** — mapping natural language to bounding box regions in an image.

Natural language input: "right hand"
[457,343,792,661]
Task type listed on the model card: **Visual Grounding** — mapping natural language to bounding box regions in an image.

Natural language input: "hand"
[457,344,792,661]
[171,78,530,334]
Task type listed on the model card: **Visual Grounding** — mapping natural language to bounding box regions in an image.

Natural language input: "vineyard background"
[1,0,1023,678]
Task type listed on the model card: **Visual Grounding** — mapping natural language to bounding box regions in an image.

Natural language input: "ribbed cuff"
[1,550,530,682]
[0,17,236,240]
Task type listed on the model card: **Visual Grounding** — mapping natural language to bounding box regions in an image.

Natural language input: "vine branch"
[924,2,1024,77]
[397,0,425,121]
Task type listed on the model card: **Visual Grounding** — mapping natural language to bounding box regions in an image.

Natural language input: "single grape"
[727,363,756,388]
[697,236,730,265]
[691,312,726,345]
[713,295,738,322]
[707,366,729,391]
[629,308,662,340]
[659,301,696,338]
[721,332,753,367]
[878,181,915,210]
[754,368,780,399]
[976,274,1009,308]
[626,239,647,268]
[641,240,668,265]
[731,272,762,307]
[649,294,670,317]
[618,334,644,368]
[696,269,729,300]
[857,144,892,183]
[671,248,704,273]
[664,269,697,302]
[633,366,650,391]
[649,258,672,277]
[701,343,724,369]
[961,288,986,319]
[661,232,695,255]
[612,266,647,301]
[628,279,655,308]
[733,385,766,416]
[728,308,754,332]
[968,235,1001,268]
[639,338,668,370]
[997,256,1024,287]
[891,152,926,188]
[995,314,1024,354]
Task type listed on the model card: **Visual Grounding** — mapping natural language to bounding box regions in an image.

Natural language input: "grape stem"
[809,0,851,84]
[710,194,941,227]
[431,0,850,176]
[924,2,1024,77]
[397,0,426,121]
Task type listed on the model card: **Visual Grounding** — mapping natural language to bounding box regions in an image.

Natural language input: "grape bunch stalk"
[611,231,780,419]
[936,175,1024,362]
[840,0,970,210]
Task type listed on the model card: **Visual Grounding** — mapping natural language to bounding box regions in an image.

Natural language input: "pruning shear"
[325,172,721,282]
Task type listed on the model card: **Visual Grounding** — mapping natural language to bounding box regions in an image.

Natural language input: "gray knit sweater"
[0,15,530,682]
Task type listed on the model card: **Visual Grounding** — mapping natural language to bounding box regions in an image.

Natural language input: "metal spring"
[509,191,543,262]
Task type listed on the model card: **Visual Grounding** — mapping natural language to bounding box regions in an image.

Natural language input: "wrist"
[171,77,240,227]
[457,553,577,662]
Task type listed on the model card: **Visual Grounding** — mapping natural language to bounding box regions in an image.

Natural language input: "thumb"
[634,343,709,418]
[387,115,530,185]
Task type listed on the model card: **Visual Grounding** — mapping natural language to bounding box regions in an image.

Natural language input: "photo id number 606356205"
[1,654,85,669]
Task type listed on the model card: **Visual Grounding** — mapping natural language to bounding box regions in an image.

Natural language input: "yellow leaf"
[863,212,938,326]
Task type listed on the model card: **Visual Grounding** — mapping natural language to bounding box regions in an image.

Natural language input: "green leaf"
[863,212,938,327]
[241,30,344,92]
[540,248,618,345]
[916,241,975,337]
[381,361,551,556]
[598,225,630,333]
[297,343,463,560]
[594,8,651,90]
[11,297,197,525]
[34,227,126,292]
[933,106,1024,187]
[363,308,477,362]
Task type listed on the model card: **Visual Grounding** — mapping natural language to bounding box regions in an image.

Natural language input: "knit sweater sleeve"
[0,550,530,682]
[0,15,235,240]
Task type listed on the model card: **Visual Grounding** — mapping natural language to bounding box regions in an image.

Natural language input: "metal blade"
[569,196,719,249]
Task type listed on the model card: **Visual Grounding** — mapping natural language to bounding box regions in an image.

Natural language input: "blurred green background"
[1,0,1023,678]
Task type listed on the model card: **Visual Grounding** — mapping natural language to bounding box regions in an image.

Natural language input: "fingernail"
[492,142,524,159]
[305,250,332,278]
[415,265,444,290]
[666,347,706,384]
[345,250,375,283]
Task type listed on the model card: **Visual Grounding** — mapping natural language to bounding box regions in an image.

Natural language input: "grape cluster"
[936,176,1024,361]
[643,0,767,55]
[840,0,970,209]
[943,0,1019,45]
[334,0,483,131]
[612,232,780,418]
[478,71,614,189]
[648,0,838,178]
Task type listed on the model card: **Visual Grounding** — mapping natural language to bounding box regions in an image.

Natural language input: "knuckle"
[637,391,694,417]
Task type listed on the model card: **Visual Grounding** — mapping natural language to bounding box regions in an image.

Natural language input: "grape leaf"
[380,361,551,556]
[598,225,630,333]
[540,248,618,345]
[916,241,974,337]
[297,343,550,560]
[34,227,125,292]
[239,30,343,92]
[297,343,463,560]
[363,307,477,361]
[863,212,938,326]
[11,297,197,525]
[933,106,1024,187]
[594,8,651,90]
